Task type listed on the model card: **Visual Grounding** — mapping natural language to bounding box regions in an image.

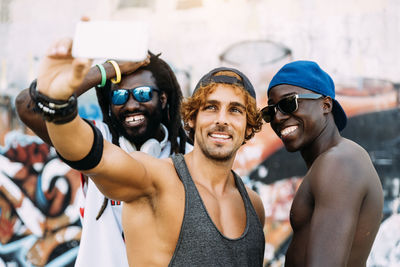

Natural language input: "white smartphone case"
[72,21,149,61]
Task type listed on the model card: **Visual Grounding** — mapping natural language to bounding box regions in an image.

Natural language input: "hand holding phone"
[72,20,149,61]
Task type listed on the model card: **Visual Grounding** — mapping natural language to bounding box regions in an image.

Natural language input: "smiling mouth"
[280,126,298,137]
[209,132,231,141]
[125,114,145,126]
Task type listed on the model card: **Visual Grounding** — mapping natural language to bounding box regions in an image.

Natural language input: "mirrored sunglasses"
[261,93,323,123]
[110,86,160,105]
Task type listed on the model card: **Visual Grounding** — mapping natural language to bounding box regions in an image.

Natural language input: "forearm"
[15,71,104,145]
[16,61,113,145]
[15,88,52,144]
[75,62,120,95]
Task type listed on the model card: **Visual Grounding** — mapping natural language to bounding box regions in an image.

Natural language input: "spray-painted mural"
[0,134,81,266]
[0,96,101,266]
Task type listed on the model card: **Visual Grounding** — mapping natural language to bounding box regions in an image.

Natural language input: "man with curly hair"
[32,39,266,266]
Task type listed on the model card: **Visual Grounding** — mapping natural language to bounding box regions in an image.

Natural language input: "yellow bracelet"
[107,60,121,84]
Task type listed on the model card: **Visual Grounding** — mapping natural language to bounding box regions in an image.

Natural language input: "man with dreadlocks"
[15,51,192,266]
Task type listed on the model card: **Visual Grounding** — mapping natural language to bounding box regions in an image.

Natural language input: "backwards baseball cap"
[268,60,347,131]
[193,67,256,99]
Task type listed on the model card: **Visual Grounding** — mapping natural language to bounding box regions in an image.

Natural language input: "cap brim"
[332,100,347,131]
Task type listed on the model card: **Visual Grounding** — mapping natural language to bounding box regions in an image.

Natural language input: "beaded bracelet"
[29,80,78,124]
[107,60,121,84]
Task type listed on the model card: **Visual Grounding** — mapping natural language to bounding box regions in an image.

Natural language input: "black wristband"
[57,119,104,170]
[29,79,78,124]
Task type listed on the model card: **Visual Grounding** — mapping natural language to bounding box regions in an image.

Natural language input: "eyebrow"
[230,102,246,111]
[205,100,246,110]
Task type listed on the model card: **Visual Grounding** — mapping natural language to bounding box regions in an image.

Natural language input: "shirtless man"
[261,60,383,267]
[31,38,266,266]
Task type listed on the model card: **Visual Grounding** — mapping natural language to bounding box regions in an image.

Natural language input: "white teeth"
[210,133,230,139]
[281,126,297,136]
[125,114,144,123]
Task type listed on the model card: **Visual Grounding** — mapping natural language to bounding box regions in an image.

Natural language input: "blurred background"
[0,0,399,266]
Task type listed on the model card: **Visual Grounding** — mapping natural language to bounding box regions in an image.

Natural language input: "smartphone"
[72,20,149,61]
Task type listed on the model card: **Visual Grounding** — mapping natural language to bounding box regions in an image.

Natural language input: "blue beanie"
[268,60,347,131]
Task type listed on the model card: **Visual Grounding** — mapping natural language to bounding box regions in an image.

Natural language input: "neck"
[301,122,342,168]
[120,124,169,153]
[185,148,236,194]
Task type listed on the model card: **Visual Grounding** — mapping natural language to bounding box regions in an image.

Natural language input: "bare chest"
[195,182,247,239]
[289,179,314,231]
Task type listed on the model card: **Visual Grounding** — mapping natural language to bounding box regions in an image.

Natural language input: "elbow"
[15,89,31,122]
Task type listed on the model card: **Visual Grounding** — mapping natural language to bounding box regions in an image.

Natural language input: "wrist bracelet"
[107,60,121,84]
[29,79,78,124]
[96,64,107,87]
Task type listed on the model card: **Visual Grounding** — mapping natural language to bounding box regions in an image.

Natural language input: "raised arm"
[306,154,366,267]
[15,55,149,145]
[34,38,157,202]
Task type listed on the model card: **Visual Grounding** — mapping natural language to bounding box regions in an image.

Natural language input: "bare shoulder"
[129,151,176,175]
[131,151,182,188]
[308,138,379,198]
[313,138,372,173]
[245,186,265,226]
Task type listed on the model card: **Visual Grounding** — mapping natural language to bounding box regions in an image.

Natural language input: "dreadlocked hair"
[94,52,190,219]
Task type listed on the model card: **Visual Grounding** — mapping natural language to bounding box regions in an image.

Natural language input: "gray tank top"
[169,154,265,267]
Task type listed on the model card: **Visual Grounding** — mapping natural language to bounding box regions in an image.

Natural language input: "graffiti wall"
[0,134,81,266]
[0,94,101,266]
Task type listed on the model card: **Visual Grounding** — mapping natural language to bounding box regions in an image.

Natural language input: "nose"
[124,93,140,109]
[215,110,229,125]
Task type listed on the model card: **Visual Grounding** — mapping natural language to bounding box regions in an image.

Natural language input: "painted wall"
[0,0,399,266]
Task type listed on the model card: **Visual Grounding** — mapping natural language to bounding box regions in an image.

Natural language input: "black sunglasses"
[261,93,323,123]
[110,86,160,105]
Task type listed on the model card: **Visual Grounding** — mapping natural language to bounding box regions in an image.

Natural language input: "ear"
[322,96,333,114]
[188,118,195,129]
[245,126,252,139]
[160,92,167,109]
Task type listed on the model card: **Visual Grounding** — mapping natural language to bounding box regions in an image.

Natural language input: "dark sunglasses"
[261,93,323,123]
[110,86,160,105]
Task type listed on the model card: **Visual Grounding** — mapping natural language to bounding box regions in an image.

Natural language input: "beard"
[110,103,163,147]
[197,125,238,162]
[200,144,236,162]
